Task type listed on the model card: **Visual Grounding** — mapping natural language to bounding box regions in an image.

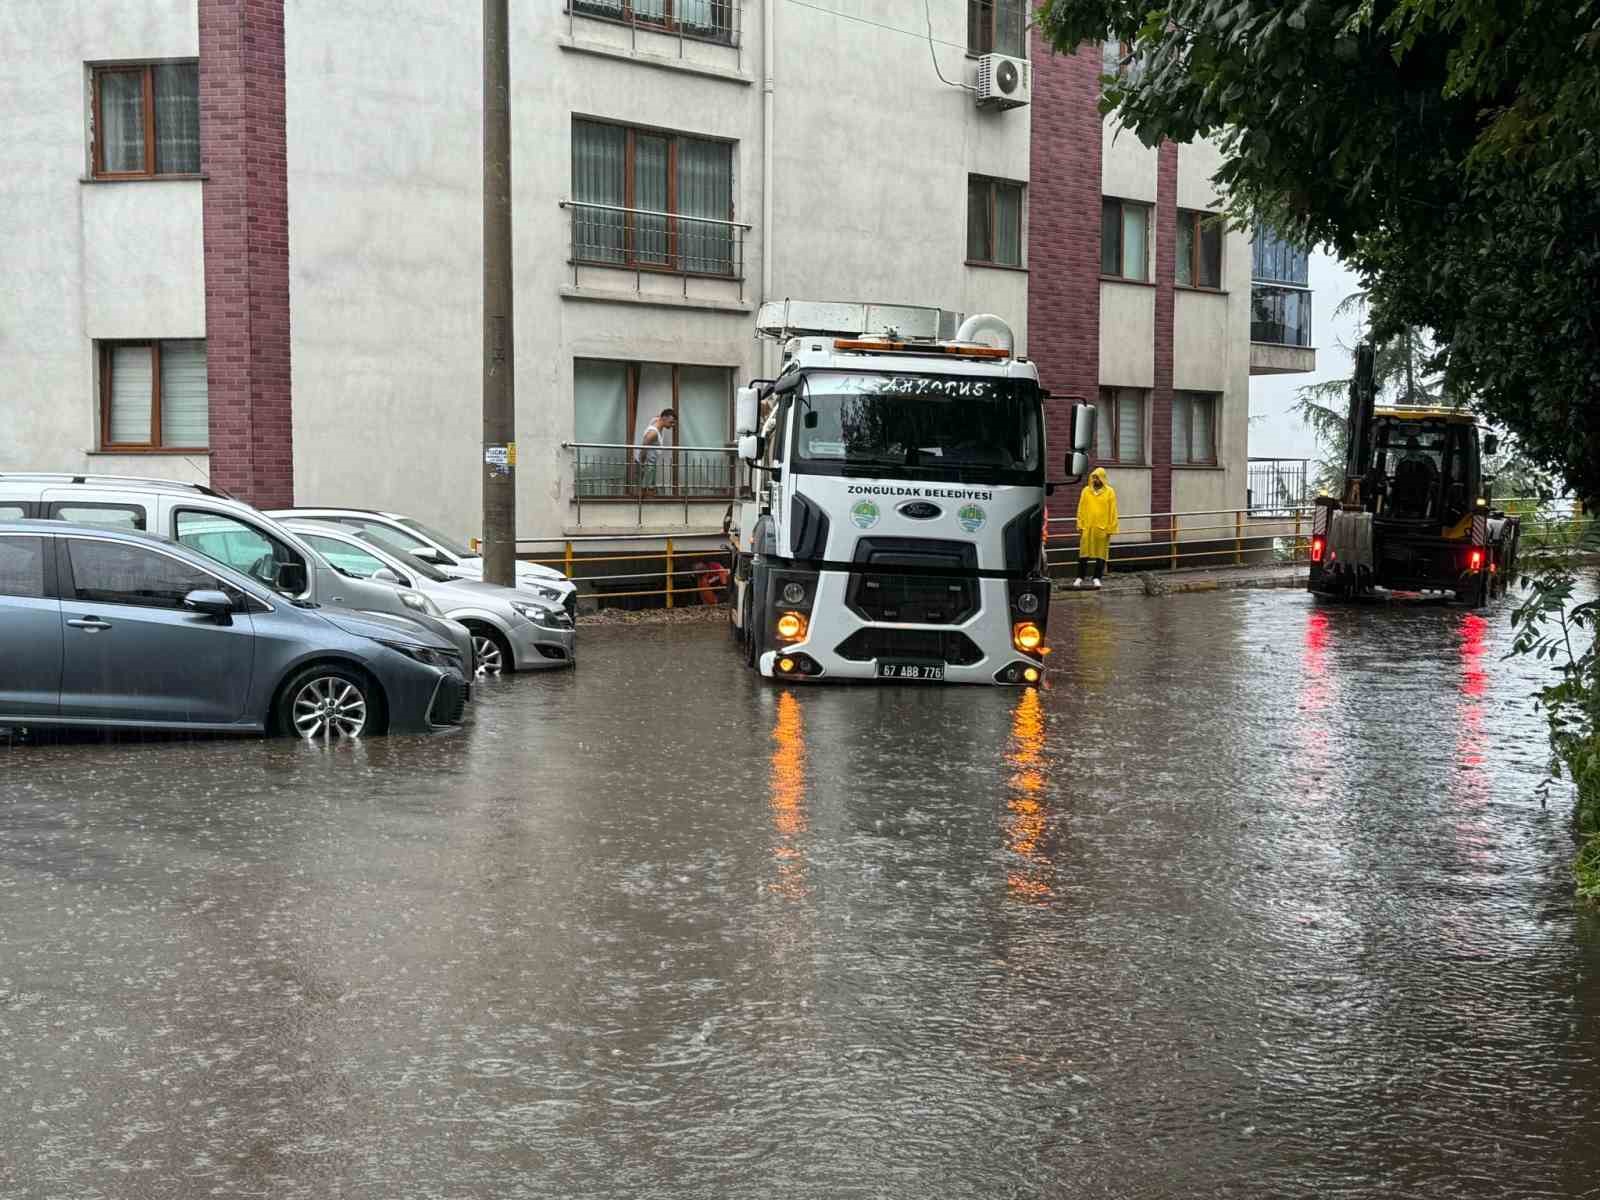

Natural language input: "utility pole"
[481,0,516,586]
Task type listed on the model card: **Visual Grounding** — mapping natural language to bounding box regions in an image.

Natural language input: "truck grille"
[846,538,978,625]
[835,628,984,667]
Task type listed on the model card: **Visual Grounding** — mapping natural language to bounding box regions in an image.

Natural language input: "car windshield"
[397,517,473,558]
[792,370,1043,485]
[357,530,454,581]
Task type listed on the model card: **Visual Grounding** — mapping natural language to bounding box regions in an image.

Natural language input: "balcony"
[1249,282,1316,375]
[561,201,751,307]
[566,0,741,47]
[566,441,738,527]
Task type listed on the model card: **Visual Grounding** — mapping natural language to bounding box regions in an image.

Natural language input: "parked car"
[281,519,576,673]
[0,474,477,672]
[0,521,468,737]
[267,507,578,616]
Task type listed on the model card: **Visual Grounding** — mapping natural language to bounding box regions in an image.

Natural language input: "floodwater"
[2,590,1597,1199]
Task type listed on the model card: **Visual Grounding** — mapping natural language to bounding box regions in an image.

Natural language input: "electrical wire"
[924,0,975,91]
[778,0,966,52]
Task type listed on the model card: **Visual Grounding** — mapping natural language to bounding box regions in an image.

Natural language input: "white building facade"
[0,0,1311,552]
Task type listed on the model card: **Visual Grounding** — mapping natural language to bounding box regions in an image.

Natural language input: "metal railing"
[506,500,1590,614]
[564,441,738,525]
[1250,282,1313,347]
[1247,458,1310,515]
[562,201,749,292]
[566,0,741,48]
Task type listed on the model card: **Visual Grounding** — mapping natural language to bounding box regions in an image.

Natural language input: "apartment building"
[1,0,1313,544]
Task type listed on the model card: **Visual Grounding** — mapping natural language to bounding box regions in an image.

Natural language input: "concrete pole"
[482,0,516,587]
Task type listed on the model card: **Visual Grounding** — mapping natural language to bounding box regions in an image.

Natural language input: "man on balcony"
[635,408,676,496]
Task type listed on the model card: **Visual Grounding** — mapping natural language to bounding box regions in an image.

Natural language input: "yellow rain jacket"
[1076,468,1119,561]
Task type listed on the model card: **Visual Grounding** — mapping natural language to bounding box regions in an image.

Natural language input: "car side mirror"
[415,548,448,565]
[275,561,309,593]
[371,567,403,585]
[183,589,235,623]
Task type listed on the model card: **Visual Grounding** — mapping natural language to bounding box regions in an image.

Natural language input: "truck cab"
[727,302,1093,685]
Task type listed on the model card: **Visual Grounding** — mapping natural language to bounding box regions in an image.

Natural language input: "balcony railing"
[566,0,741,48]
[562,201,749,291]
[565,441,738,524]
[1247,458,1311,515]
[1250,282,1312,347]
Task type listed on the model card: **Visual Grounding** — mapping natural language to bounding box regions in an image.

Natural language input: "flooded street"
[3,590,1598,1198]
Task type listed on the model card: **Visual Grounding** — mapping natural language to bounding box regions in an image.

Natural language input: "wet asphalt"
[2,589,1598,1199]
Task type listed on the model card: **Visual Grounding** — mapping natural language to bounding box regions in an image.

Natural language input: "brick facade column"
[1150,141,1178,539]
[199,0,292,507]
[1026,35,1103,543]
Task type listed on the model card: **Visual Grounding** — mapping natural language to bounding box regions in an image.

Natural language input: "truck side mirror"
[737,434,760,463]
[1072,402,1097,454]
[736,387,759,436]
[1482,433,1500,458]
[1067,451,1090,480]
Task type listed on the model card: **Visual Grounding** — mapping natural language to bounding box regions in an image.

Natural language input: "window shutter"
[967,177,990,262]
[677,138,733,274]
[574,359,629,496]
[108,345,153,444]
[1100,199,1120,275]
[634,134,670,265]
[1198,218,1222,288]
[159,340,209,447]
[678,366,731,494]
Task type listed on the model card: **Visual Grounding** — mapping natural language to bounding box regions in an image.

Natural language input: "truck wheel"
[745,568,767,669]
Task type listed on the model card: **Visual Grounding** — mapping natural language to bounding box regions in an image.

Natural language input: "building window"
[99,340,209,452]
[967,177,1023,268]
[1095,388,1146,464]
[572,359,733,497]
[1100,39,1147,83]
[569,0,735,46]
[1173,391,1219,465]
[968,0,1026,57]
[1176,209,1223,289]
[571,119,736,277]
[1252,223,1309,286]
[1101,198,1150,281]
[91,63,200,178]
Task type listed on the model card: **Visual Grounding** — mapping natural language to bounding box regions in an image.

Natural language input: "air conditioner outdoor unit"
[975,53,1030,110]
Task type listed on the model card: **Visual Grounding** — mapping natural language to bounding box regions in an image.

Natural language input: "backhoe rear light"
[1310,535,1326,564]
[1468,548,1484,571]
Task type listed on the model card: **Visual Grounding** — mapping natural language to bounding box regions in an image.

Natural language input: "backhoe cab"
[1308,346,1520,606]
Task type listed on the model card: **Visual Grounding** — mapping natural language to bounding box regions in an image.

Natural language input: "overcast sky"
[1246,251,1364,461]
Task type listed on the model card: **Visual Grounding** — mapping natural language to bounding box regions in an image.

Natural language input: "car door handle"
[66,617,113,632]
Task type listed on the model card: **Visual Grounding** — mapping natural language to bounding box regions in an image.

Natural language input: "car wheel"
[468,624,513,675]
[277,665,379,739]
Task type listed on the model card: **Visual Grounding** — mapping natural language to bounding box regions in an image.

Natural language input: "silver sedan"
[283,521,576,674]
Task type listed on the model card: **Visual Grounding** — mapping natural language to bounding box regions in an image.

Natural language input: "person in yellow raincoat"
[1073,467,1118,589]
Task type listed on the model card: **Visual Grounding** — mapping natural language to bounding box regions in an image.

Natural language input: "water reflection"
[767,690,809,900]
[1003,688,1054,902]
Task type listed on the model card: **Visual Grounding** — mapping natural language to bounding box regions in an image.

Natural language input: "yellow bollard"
[666,538,675,609]
[564,540,574,580]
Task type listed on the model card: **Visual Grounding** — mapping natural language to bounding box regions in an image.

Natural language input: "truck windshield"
[792,371,1043,485]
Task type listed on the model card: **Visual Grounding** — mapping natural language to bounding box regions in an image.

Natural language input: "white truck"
[727,301,1095,686]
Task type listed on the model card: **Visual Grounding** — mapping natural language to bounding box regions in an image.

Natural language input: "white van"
[0,474,475,670]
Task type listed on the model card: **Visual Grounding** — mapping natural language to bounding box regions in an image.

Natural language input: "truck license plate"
[876,661,945,681]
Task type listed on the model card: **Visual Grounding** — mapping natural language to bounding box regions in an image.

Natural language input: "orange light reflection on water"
[768,691,810,899]
[1003,688,1054,902]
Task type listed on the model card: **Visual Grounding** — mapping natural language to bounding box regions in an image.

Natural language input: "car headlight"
[519,583,563,603]
[378,639,462,673]
[511,600,568,628]
[400,590,443,617]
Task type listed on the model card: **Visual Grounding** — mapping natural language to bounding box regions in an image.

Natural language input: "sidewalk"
[1055,562,1309,598]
